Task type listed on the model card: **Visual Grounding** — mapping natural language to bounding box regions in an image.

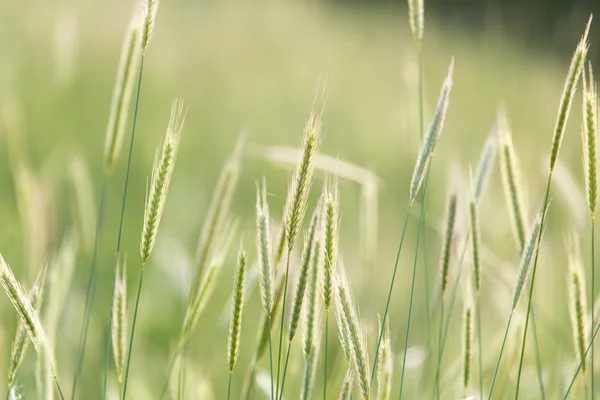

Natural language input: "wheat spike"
[473,127,498,204]
[323,180,339,312]
[285,88,324,251]
[256,178,274,316]
[582,63,598,217]
[290,203,322,341]
[104,17,142,175]
[498,109,528,251]
[376,318,393,400]
[8,263,48,389]
[228,245,247,374]
[338,368,353,400]
[566,234,589,374]
[140,98,185,265]
[549,16,591,171]
[304,212,323,359]
[111,256,128,385]
[141,0,160,55]
[410,58,454,203]
[407,0,424,43]
[439,187,458,297]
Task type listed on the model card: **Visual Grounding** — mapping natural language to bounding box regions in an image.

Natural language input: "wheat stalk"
[566,234,589,374]
[140,98,186,265]
[409,58,454,203]
[104,17,142,175]
[439,187,458,297]
[336,264,370,400]
[111,256,128,386]
[228,245,247,374]
[8,263,48,389]
[497,109,528,251]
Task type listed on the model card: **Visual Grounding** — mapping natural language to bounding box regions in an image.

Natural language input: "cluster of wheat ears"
[1,0,600,399]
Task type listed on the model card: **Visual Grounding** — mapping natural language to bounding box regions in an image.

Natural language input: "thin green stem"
[477,295,483,400]
[275,252,292,400]
[71,175,108,399]
[121,266,146,400]
[399,173,430,400]
[370,208,411,384]
[323,312,329,400]
[432,230,471,398]
[488,312,513,399]
[178,343,187,400]
[55,375,66,400]
[531,307,546,399]
[278,342,293,399]
[159,347,181,399]
[434,298,445,399]
[102,55,146,400]
[228,373,233,400]
[565,318,600,398]
[268,316,274,400]
[592,218,595,399]
[514,175,553,400]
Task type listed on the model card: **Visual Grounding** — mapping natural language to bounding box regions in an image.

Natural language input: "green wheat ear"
[582,63,598,218]
[439,186,458,298]
[228,244,247,374]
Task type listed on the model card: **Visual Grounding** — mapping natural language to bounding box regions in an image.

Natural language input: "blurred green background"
[0,0,597,398]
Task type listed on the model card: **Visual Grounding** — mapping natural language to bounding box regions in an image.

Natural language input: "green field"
[0,1,597,399]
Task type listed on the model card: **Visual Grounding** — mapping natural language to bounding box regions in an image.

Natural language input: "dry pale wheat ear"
[336,263,370,400]
[104,15,142,175]
[497,109,528,252]
[407,0,424,43]
[7,263,48,390]
[409,58,454,203]
[473,127,498,204]
[111,256,128,386]
[140,98,186,266]
[565,234,589,375]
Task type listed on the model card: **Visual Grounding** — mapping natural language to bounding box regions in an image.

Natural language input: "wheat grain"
[285,89,324,251]
[336,265,370,400]
[512,207,544,310]
[582,63,598,217]
[410,58,454,203]
[112,255,128,385]
[228,245,247,374]
[439,187,458,297]
[549,16,591,171]
[498,109,528,251]
[140,98,185,265]
[290,203,322,341]
[566,233,589,374]
[256,178,274,316]
[323,179,339,312]
[8,263,48,389]
[407,0,424,43]
[104,18,142,175]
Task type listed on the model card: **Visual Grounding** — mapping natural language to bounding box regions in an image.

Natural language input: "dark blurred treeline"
[339,0,600,61]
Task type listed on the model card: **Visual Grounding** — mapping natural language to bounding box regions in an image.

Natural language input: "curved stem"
[514,176,553,399]
[531,307,546,399]
[278,342,293,399]
[323,312,329,400]
[370,209,410,384]
[275,252,292,400]
[477,295,483,400]
[399,173,430,399]
[434,299,445,399]
[227,373,233,400]
[121,267,146,400]
[71,175,108,399]
[102,55,146,400]
[488,312,513,399]
[565,318,600,398]
[268,316,274,400]
[592,218,596,399]
[54,374,66,400]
